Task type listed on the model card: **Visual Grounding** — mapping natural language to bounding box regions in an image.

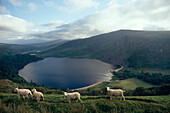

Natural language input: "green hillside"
[0,93,169,113]
[0,79,169,112]
[88,78,155,90]
[0,79,63,94]
[39,30,170,69]
[0,54,42,83]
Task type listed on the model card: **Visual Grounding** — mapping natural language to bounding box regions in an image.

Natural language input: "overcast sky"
[0,0,170,44]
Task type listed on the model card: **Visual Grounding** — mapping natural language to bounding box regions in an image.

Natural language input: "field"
[87,78,155,90]
[0,93,169,113]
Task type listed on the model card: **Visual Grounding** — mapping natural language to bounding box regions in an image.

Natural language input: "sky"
[0,0,170,44]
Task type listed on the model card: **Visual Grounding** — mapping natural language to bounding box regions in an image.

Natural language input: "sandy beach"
[71,81,103,91]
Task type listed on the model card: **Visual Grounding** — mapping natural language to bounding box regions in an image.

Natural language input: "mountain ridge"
[0,39,67,55]
[39,30,170,69]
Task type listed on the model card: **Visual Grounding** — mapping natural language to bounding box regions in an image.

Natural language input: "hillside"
[86,78,155,91]
[0,79,169,113]
[0,54,42,83]
[39,30,170,69]
[0,93,169,113]
[0,39,67,55]
[0,43,35,55]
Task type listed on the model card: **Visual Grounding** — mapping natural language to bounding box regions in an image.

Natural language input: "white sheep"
[32,88,44,102]
[64,92,82,103]
[14,87,32,100]
[106,87,125,100]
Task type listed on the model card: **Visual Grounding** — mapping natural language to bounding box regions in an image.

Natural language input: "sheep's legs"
[37,98,39,102]
[120,96,125,100]
[110,96,112,100]
[67,98,71,103]
[26,95,29,99]
[23,96,25,100]
[18,94,20,99]
[78,98,82,103]
[123,96,125,100]
[80,99,82,103]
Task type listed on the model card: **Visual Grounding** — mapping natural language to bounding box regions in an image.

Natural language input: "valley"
[0,30,170,113]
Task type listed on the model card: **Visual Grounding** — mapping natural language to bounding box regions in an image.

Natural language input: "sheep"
[64,92,82,103]
[14,87,32,100]
[106,87,125,100]
[32,88,44,102]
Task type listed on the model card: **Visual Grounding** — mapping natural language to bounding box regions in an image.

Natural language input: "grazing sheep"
[106,87,125,100]
[64,92,82,103]
[32,88,44,102]
[14,87,32,100]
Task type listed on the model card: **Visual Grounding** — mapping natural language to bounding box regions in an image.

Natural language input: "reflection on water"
[19,58,113,89]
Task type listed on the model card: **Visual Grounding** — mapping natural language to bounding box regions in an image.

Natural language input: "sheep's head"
[106,87,110,91]
[64,92,67,96]
[14,87,18,92]
[32,88,36,93]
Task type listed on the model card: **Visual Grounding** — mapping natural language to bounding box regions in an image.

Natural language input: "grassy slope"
[87,78,155,90]
[0,79,169,112]
[0,79,63,94]
[0,93,169,113]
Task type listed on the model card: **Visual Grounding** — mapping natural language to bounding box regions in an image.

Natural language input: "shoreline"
[71,81,103,91]
[72,66,123,91]
[110,66,123,73]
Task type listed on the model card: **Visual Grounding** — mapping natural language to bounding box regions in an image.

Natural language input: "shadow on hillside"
[126,98,158,103]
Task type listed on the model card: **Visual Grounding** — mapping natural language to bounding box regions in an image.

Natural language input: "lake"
[19,58,114,89]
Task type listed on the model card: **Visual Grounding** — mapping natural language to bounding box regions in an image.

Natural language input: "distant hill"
[39,30,170,69]
[0,43,34,55]
[0,39,67,55]
[25,39,67,49]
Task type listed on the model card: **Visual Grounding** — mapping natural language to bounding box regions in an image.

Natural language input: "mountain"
[0,43,34,55]
[0,39,68,55]
[25,39,68,48]
[39,30,170,69]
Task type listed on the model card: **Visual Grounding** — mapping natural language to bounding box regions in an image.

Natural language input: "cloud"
[33,0,170,40]
[0,15,61,44]
[28,2,38,11]
[31,19,101,40]
[0,15,36,43]
[43,20,64,28]
[1,0,170,44]
[0,15,34,33]
[0,6,10,14]
[8,0,22,6]
[81,0,170,32]
[0,15,64,44]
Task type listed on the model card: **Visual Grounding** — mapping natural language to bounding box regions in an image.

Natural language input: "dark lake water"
[19,58,114,89]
